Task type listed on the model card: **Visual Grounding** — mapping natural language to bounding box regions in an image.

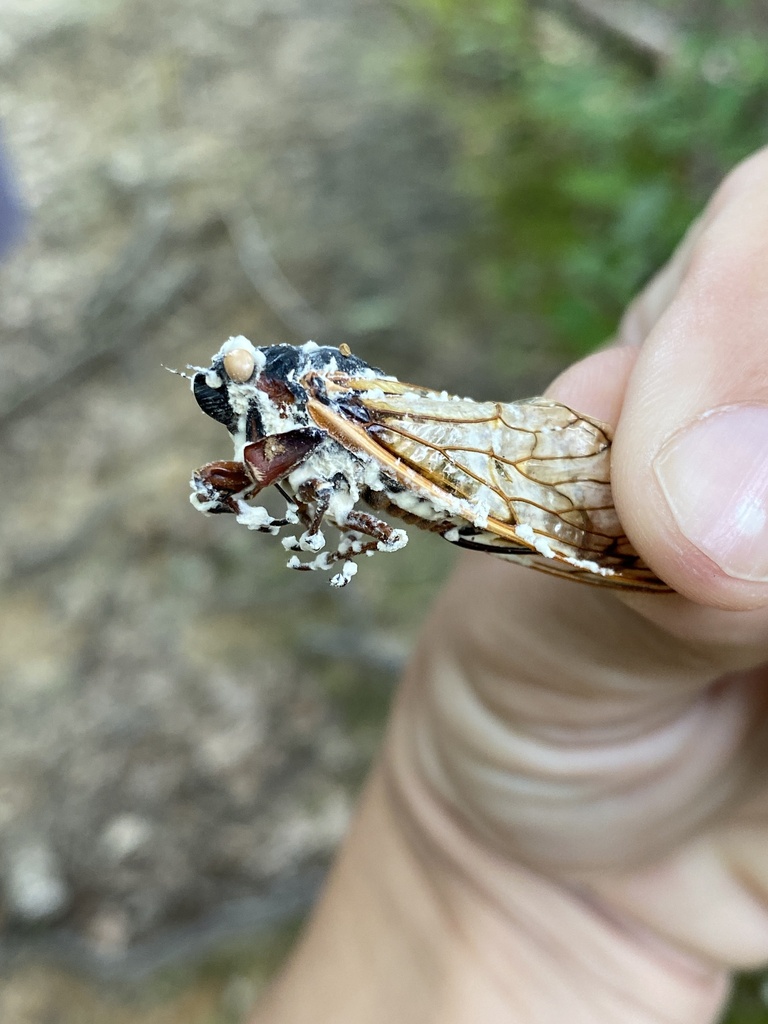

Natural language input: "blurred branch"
[223,200,329,343]
[0,203,203,433]
[532,0,683,70]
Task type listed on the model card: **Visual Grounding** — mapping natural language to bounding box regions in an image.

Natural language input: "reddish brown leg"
[343,509,401,544]
[191,428,323,518]
[243,429,323,485]
[286,504,408,586]
[296,480,333,536]
[191,460,255,514]
[280,479,334,555]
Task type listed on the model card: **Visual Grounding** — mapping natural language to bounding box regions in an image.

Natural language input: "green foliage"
[722,972,768,1023]
[404,0,768,357]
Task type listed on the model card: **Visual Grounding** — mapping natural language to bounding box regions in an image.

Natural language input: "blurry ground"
[0,0,568,1020]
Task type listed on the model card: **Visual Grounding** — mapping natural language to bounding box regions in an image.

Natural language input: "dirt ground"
[0,0,569,1020]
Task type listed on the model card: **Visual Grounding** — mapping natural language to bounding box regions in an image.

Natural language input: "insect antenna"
[163,365,194,381]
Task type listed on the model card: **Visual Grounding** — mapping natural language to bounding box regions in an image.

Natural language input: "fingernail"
[653,405,768,582]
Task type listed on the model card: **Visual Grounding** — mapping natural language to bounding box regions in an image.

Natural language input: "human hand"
[254,150,768,1024]
[382,147,768,1018]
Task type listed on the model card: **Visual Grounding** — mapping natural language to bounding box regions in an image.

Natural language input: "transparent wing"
[311,376,668,592]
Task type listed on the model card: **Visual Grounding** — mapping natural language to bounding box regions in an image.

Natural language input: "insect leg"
[237,430,328,532]
[192,429,324,531]
[286,507,410,587]
[242,428,324,486]
[281,478,335,555]
[191,459,300,530]
[343,509,408,549]
[297,480,333,535]
[191,461,255,514]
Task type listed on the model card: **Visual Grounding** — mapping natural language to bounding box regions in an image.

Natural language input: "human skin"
[251,147,768,1023]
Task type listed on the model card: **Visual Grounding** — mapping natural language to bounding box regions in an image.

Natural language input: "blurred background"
[0,0,767,1020]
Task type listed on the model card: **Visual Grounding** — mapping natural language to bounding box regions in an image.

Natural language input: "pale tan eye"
[223,348,256,383]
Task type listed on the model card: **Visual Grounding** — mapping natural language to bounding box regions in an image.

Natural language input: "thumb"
[557,148,768,612]
[615,148,768,610]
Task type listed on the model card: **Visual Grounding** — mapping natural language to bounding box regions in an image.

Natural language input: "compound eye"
[223,348,256,383]
[193,373,234,427]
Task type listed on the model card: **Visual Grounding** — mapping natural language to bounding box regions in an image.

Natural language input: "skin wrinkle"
[476,668,697,737]
[404,649,768,889]
[383,733,727,1022]
[564,884,728,1014]
[415,692,663,860]
[447,564,714,706]
[397,556,768,874]
[429,654,714,783]
[620,591,768,654]
[591,834,768,967]
[425,722,743,872]
[725,857,768,929]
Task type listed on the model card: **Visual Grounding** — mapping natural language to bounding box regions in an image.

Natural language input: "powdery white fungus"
[516,523,615,576]
[235,504,282,534]
[389,488,449,521]
[281,530,325,553]
[330,561,358,588]
[299,530,326,552]
[289,550,335,572]
[565,555,615,577]
[377,529,408,552]
[361,387,387,401]
[467,496,490,530]
[219,334,263,366]
[515,523,557,559]
[190,491,218,514]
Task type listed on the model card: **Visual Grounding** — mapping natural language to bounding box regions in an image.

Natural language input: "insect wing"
[442,526,666,590]
[309,376,667,591]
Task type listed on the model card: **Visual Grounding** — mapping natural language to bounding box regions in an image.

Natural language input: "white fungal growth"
[287,550,335,572]
[299,530,326,552]
[515,523,557,559]
[377,529,408,552]
[516,523,615,576]
[330,561,358,588]
[564,555,615,577]
[219,335,265,369]
[235,504,283,534]
[189,491,219,514]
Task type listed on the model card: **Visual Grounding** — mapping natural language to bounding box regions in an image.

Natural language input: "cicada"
[187,336,667,591]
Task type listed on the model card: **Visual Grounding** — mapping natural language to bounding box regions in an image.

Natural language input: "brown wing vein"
[369,422,623,539]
